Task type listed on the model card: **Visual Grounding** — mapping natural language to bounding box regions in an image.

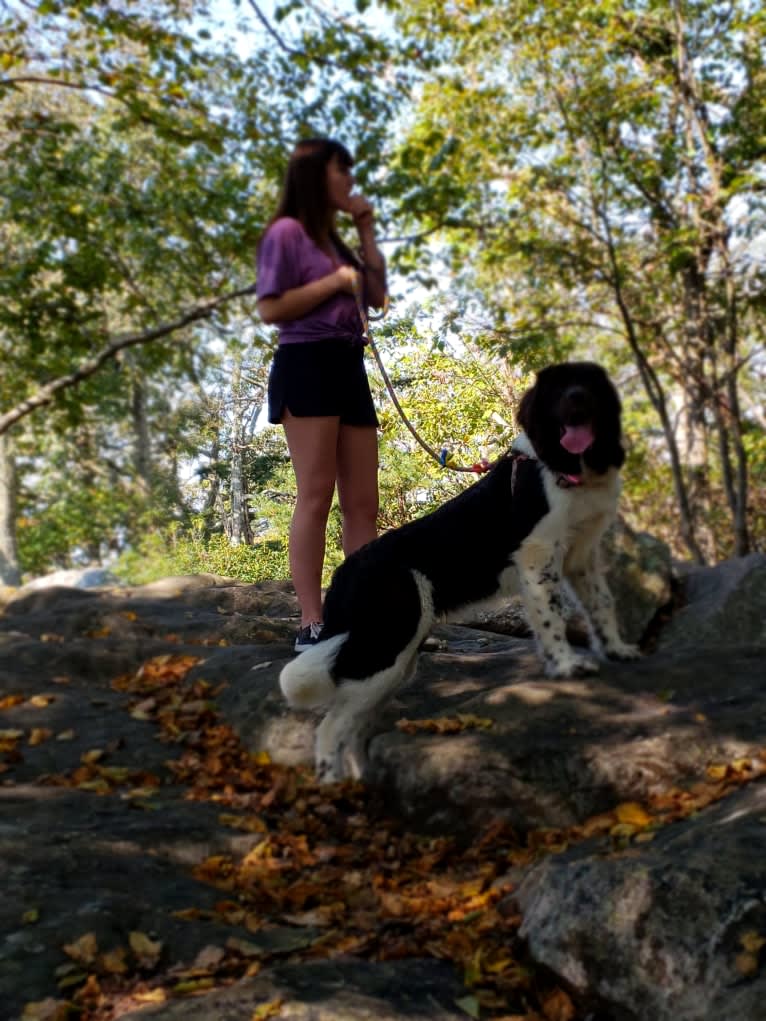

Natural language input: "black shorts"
[267,338,379,427]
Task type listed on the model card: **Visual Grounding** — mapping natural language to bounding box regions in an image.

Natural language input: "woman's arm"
[347,197,387,309]
[257,265,358,324]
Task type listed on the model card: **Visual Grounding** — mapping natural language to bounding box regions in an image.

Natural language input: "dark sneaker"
[295,621,324,652]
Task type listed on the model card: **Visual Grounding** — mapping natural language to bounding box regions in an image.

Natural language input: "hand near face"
[345,193,374,227]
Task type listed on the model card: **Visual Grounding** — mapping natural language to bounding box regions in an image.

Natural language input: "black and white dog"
[280,362,640,782]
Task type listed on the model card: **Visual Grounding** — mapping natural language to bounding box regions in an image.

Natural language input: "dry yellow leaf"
[134,988,167,1005]
[615,802,652,827]
[129,931,163,966]
[29,695,55,708]
[735,951,759,977]
[612,820,641,837]
[22,908,39,925]
[0,694,24,709]
[21,999,72,1021]
[706,764,728,780]
[29,728,53,747]
[741,931,766,953]
[100,948,129,974]
[252,1000,283,1020]
[173,977,215,995]
[0,729,24,740]
[63,931,98,965]
[56,730,76,741]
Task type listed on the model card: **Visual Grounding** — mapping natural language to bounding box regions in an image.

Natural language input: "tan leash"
[352,279,493,475]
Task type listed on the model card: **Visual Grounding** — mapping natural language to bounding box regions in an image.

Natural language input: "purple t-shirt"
[256,217,366,345]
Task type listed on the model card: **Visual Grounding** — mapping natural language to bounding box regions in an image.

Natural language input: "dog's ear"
[586,370,625,471]
[588,439,626,472]
[516,383,536,436]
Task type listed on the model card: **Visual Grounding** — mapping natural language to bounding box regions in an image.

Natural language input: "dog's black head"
[516,361,625,481]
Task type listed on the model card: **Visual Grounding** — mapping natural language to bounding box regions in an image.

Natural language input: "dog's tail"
[279,633,348,710]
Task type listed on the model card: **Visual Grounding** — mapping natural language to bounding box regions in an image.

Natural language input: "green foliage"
[1,0,764,579]
[113,526,291,586]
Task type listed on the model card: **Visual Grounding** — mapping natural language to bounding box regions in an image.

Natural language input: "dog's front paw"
[544,651,600,678]
[605,640,641,661]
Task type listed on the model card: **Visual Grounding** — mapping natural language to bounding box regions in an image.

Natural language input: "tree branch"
[0,284,258,436]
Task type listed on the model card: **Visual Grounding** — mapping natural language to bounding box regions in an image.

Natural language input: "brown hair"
[261,137,360,266]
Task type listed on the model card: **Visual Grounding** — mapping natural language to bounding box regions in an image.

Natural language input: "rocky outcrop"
[1,548,764,1021]
[658,552,766,650]
[517,780,766,1021]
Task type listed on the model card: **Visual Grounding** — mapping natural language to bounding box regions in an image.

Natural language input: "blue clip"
[438,447,449,467]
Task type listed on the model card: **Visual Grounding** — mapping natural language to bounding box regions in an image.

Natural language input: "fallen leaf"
[251,1000,283,1020]
[455,994,481,1018]
[735,951,759,977]
[100,947,129,974]
[193,944,226,969]
[29,728,54,746]
[129,931,163,968]
[29,694,55,708]
[741,930,766,953]
[0,694,25,709]
[81,749,105,765]
[62,932,98,966]
[706,763,728,781]
[614,802,651,827]
[172,977,215,994]
[541,987,576,1021]
[21,999,72,1021]
[22,907,39,924]
[56,730,76,741]
[133,988,167,1004]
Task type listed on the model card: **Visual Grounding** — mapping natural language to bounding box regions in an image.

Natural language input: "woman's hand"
[344,194,375,229]
[334,264,359,294]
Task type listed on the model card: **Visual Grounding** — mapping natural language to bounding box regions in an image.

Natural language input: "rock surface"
[0,552,764,1021]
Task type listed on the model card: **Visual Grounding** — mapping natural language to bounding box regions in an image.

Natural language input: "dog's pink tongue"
[560,425,594,454]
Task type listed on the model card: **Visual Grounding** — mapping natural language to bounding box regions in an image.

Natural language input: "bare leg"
[336,424,379,556]
[282,412,340,625]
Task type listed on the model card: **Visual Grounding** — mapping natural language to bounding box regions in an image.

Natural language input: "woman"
[256,138,387,651]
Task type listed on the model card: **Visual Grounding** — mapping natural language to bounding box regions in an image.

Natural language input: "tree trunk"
[131,376,152,500]
[228,357,254,547]
[0,432,21,585]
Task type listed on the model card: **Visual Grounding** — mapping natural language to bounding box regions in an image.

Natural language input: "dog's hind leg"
[316,569,434,783]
